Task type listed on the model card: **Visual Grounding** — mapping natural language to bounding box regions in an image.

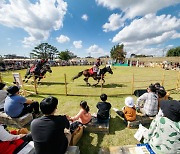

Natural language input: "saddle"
[30,66,35,73]
[88,68,94,75]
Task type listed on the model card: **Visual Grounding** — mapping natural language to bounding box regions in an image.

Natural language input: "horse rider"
[93,58,101,76]
[34,59,48,74]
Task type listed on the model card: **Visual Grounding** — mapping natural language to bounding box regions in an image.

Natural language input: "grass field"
[1,66,180,154]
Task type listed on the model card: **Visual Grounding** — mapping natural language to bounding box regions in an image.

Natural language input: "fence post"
[176,72,180,89]
[33,74,38,94]
[0,72,2,82]
[101,74,103,94]
[64,74,68,96]
[19,73,27,96]
[131,73,134,95]
[161,73,165,86]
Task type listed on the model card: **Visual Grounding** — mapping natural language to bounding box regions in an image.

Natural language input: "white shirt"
[0,125,20,141]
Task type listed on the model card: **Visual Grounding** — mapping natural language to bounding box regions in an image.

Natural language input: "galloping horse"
[24,64,52,83]
[72,66,113,86]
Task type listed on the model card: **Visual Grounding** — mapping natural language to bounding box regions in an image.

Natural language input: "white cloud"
[125,46,165,57]
[112,14,180,47]
[81,14,88,21]
[73,40,82,48]
[103,13,124,32]
[87,44,108,57]
[0,0,67,46]
[56,35,70,43]
[96,0,179,19]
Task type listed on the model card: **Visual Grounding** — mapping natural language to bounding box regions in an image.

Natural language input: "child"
[113,97,136,122]
[70,101,92,125]
[96,94,111,123]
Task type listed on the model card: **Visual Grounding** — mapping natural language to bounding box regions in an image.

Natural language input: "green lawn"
[1,66,180,154]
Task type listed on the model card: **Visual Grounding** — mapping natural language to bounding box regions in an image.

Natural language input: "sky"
[0,0,179,58]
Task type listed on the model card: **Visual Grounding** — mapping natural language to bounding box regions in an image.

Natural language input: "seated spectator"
[69,101,91,133]
[69,100,92,125]
[0,123,32,154]
[142,100,180,154]
[31,96,71,154]
[113,97,136,122]
[154,82,170,100]
[0,82,7,111]
[96,94,111,123]
[4,86,40,118]
[136,84,158,117]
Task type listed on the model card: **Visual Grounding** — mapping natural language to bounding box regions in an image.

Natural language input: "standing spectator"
[4,86,39,118]
[0,83,7,111]
[113,97,136,122]
[136,84,158,117]
[31,96,71,154]
[96,94,111,123]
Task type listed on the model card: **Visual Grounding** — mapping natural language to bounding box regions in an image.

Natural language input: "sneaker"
[112,108,119,112]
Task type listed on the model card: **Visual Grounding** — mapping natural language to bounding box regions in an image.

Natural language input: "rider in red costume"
[92,58,101,76]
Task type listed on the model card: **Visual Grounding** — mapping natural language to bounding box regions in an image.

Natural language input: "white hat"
[125,97,134,107]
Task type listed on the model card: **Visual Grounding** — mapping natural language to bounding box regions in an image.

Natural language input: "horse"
[72,66,113,86]
[23,64,52,83]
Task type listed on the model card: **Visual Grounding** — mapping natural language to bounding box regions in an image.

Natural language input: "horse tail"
[72,71,83,81]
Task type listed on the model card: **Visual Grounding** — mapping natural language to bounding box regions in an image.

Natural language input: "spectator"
[0,124,32,154]
[136,84,158,117]
[0,83,7,111]
[4,86,40,118]
[31,96,71,154]
[70,100,92,125]
[142,100,180,154]
[96,94,111,123]
[113,97,136,122]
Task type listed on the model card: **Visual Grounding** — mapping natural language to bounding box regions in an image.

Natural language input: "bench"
[0,111,33,128]
[99,145,152,154]
[127,113,154,128]
[84,116,109,134]
[18,141,80,154]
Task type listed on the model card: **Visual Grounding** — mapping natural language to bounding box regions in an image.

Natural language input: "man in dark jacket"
[31,96,70,154]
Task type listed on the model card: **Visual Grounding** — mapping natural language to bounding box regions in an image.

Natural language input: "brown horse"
[72,66,113,86]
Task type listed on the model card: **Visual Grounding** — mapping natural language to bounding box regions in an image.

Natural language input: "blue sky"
[0,0,179,58]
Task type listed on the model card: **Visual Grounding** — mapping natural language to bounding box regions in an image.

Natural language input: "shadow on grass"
[109,116,126,134]
[78,83,127,88]
[78,132,99,154]
[38,81,65,86]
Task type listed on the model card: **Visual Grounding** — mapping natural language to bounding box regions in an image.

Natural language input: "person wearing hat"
[4,86,40,118]
[136,84,158,117]
[93,58,101,77]
[142,100,180,154]
[0,82,7,111]
[113,96,136,122]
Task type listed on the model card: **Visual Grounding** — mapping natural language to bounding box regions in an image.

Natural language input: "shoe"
[112,108,119,112]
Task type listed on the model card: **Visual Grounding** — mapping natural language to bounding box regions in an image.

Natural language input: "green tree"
[58,50,77,61]
[110,44,126,63]
[30,43,58,60]
[166,46,180,57]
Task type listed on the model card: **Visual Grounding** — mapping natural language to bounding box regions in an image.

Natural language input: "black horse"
[72,66,113,86]
[24,64,52,83]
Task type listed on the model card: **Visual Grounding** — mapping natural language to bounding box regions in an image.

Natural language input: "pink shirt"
[71,109,92,124]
